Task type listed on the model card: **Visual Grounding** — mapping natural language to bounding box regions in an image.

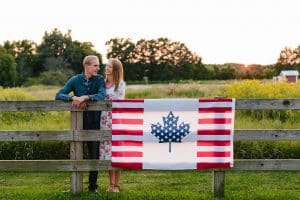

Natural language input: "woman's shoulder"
[119,80,126,87]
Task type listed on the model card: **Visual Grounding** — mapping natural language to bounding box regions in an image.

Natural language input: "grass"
[0,171,299,200]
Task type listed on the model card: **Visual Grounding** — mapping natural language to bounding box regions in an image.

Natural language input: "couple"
[55,55,125,193]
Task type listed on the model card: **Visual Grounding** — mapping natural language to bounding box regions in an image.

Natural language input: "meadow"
[0,80,300,199]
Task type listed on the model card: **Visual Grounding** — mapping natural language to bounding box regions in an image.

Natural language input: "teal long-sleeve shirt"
[55,74,106,125]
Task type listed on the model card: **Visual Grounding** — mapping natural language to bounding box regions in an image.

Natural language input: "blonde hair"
[82,55,99,67]
[107,58,124,91]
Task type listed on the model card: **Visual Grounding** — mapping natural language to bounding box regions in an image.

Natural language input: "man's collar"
[81,72,96,81]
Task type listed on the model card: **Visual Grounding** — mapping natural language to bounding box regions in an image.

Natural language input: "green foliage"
[36,28,102,75]
[0,87,71,160]
[220,80,300,121]
[0,141,69,160]
[3,40,38,86]
[25,70,73,86]
[235,141,300,159]
[0,87,37,124]
[0,47,17,87]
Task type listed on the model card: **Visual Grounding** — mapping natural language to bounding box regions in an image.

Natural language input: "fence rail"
[0,159,299,172]
[0,99,300,197]
[0,129,299,141]
[1,99,300,111]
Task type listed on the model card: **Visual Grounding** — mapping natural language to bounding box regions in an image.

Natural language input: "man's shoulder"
[69,74,83,81]
[93,75,104,80]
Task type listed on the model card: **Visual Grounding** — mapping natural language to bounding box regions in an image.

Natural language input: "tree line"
[0,28,299,87]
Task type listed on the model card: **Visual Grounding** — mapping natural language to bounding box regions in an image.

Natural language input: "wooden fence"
[0,99,299,197]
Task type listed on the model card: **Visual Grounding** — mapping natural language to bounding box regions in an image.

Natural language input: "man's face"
[85,59,100,77]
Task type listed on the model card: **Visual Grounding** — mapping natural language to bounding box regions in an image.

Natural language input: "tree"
[106,38,135,63]
[105,37,204,81]
[0,47,17,87]
[3,40,38,85]
[276,45,300,74]
[36,29,102,75]
[64,41,102,74]
[36,28,72,74]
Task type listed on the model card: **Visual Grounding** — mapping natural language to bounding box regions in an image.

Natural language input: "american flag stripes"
[111,98,235,170]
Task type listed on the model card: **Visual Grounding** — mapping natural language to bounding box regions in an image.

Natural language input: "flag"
[111,98,235,170]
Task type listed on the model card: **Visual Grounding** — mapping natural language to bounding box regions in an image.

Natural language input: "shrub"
[25,70,73,86]
[219,80,300,121]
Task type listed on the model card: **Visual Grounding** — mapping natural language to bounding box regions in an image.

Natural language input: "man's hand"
[72,96,89,109]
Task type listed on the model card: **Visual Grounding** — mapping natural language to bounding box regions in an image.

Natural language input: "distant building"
[273,70,299,83]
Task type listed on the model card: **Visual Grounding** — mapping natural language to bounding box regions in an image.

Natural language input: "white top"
[280,70,299,76]
[100,81,126,130]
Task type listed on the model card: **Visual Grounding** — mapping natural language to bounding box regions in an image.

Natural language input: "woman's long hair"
[107,58,124,91]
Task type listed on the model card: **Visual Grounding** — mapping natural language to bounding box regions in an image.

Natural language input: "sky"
[0,0,299,65]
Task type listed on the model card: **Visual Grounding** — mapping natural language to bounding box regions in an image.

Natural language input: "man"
[55,55,105,193]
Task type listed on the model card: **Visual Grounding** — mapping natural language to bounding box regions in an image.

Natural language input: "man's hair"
[82,55,99,67]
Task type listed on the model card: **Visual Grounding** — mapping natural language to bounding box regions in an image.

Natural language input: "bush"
[219,80,300,122]
[0,141,70,159]
[25,70,73,86]
[235,141,300,159]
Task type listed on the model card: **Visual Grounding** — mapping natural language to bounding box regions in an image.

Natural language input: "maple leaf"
[151,111,190,152]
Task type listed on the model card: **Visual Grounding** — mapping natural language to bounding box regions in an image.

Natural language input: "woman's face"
[105,60,113,76]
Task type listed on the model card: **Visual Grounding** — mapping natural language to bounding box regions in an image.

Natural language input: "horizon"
[0,0,299,65]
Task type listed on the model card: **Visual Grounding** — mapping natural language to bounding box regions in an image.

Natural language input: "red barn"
[280,70,299,83]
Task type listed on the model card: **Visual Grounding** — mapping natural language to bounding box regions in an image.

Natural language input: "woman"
[99,58,125,193]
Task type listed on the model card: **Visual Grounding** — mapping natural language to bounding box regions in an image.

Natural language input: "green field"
[0,171,299,200]
[0,81,300,199]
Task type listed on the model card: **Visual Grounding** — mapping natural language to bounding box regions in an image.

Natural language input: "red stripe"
[197,151,231,157]
[112,108,144,114]
[112,118,143,124]
[113,99,144,102]
[112,129,143,135]
[112,151,143,157]
[112,141,143,146]
[197,162,231,169]
[199,107,232,113]
[199,98,232,102]
[198,118,231,124]
[197,141,230,146]
[111,162,142,169]
[197,130,231,135]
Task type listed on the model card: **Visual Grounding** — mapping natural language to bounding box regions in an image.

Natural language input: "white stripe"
[112,113,143,119]
[198,102,234,108]
[197,157,232,163]
[112,146,143,152]
[112,157,143,162]
[197,135,231,141]
[197,146,232,152]
[198,113,233,118]
[144,99,199,111]
[112,102,144,108]
[112,135,142,141]
[112,124,143,130]
[197,124,233,129]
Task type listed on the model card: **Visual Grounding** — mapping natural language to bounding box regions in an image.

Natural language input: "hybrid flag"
[111,98,235,170]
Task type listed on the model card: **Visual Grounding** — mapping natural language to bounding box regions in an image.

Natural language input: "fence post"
[212,170,225,197]
[70,111,83,195]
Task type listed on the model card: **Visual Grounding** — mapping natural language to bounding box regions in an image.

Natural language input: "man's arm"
[55,76,75,101]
